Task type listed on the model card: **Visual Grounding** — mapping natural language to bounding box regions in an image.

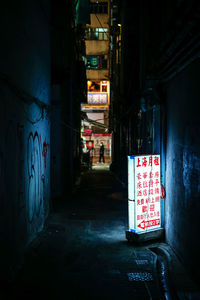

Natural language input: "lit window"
[85,28,108,40]
[87,81,100,92]
[90,2,108,14]
[87,80,109,93]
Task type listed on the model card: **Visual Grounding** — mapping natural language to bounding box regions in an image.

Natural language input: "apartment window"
[85,28,108,40]
[101,81,108,92]
[87,80,109,93]
[88,80,101,92]
[90,2,108,14]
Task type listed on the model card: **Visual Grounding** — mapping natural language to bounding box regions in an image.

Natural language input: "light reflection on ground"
[127,272,154,282]
[92,163,110,170]
[96,226,126,242]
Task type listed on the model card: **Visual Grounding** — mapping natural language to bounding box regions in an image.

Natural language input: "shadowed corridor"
[2,169,199,300]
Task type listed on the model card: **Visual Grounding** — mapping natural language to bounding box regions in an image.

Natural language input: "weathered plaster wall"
[165,61,200,280]
[86,40,109,54]
[0,0,51,274]
[86,69,109,80]
[90,13,109,28]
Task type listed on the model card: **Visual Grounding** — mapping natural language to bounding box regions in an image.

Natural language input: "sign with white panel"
[88,93,108,104]
[128,155,161,233]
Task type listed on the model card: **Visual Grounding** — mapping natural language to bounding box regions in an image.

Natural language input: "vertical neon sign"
[128,155,161,233]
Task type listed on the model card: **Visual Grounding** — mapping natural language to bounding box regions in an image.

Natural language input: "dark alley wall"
[110,0,200,283]
[0,1,51,103]
[0,0,51,273]
[0,0,86,278]
[50,1,84,198]
[165,61,200,278]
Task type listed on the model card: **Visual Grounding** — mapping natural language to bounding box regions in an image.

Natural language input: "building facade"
[81,0,112,164]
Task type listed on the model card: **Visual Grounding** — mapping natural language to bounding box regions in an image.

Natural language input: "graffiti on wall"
[42,140,49,169]
[17,123,25,214]
[27,132,45,224]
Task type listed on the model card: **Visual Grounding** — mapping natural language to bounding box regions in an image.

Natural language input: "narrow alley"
[1,1,200,299]
[3,168,199,300]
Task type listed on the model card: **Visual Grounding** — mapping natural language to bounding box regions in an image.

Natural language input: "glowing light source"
[127,155,161,233]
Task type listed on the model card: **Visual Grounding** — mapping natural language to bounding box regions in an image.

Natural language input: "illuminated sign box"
[83,129,92,136]
[126,155,164,242]
[88,93,108,104]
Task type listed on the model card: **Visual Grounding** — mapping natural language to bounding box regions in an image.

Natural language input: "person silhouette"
[99,142,105,163]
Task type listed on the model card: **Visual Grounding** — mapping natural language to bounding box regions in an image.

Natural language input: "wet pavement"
[2,167,200,299]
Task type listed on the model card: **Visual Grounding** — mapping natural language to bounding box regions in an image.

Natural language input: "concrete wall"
[165,61,200,279]
[90,13,109,28]
[0,0,51,274]
[86,40,109,55]
[86,69,109,80]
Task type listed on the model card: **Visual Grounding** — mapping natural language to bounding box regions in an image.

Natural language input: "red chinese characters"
[143,181,148,188]
[154,156,159,166]
[136,158,141,167]
[142,157,147,167]
[136,156,160,167]
[143,172,148,179]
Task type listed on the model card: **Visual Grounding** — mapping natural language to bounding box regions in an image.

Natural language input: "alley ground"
[2,166,200,299]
